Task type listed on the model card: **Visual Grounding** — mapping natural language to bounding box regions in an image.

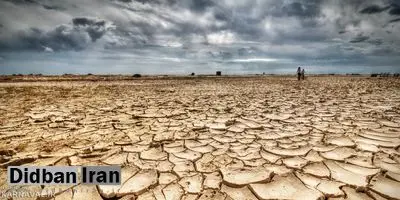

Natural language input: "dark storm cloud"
[350,35,370,43]
[389,18,400,23]
[3,0,66,11]
[282,1,320,17]
[359,5,389,14]
[42,5,64,11]
[0,16,112,51]
[189,0,214,12]
[389,7,400,15]
[14,26,89,51]
[113,0,167,4]
[368,38,383,45]
[0,0,399,74]
[72,18,109,41]
[3,0,38,5]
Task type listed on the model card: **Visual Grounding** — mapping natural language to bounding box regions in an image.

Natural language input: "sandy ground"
[0,76,400,200]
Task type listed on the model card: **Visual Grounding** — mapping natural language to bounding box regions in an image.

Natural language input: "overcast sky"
[0,0,400,74]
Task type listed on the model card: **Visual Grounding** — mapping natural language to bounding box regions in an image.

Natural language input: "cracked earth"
[0,76,400,200]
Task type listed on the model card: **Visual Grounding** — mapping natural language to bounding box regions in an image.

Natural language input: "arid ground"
[0,76,400,200]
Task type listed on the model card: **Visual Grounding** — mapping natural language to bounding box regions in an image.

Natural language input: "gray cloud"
[368,38,383,45]
[0,0,399,74]
[3,0,38,5]
[282,1,321,17]
[389,7,400,15]
[359,5,390,14]
[389,18,400,23]
[350,35,370,43]
[189,0,214,12]
[72,17,109,41]
[0,16,113,51]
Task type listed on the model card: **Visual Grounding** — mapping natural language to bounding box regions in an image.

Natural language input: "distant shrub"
[133,74,142,78]
[381,73,390,77]
[0,77,12,81]
[191,73,195,76]
[87,73,93,76]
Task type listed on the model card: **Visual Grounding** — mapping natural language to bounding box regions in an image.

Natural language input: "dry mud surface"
[1,76,400,200]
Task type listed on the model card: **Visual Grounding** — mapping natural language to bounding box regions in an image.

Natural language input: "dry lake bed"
[0,76,400,200]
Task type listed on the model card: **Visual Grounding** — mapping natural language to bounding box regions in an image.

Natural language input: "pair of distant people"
[297,67,305,81]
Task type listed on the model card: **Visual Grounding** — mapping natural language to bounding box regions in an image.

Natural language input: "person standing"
[297,67,301,81]
[301,68,305,80]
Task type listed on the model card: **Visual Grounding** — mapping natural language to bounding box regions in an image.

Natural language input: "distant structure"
[369,73,396,77]
[370,73,398,77]
[216,71,222,76]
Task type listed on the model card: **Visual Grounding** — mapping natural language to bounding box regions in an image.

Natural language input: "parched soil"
[0,76,400,199]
